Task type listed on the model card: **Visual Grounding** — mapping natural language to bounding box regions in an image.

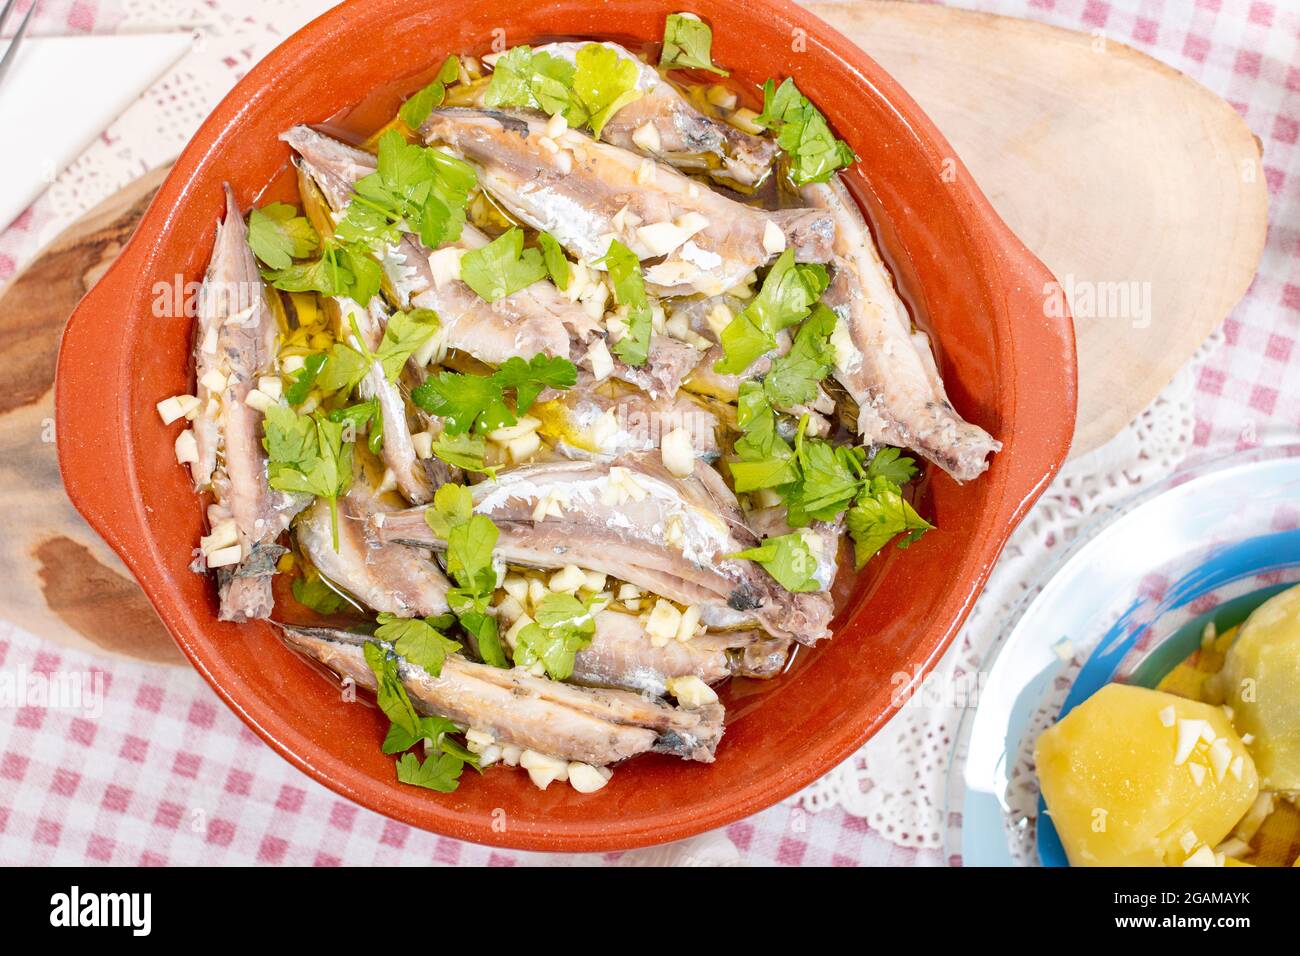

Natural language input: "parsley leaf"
[262,406,354,549]
[484,46,577,119]
[572,43,644,137]
[425,485,508,668]
[291,572,345,614]
[362,640,420,738]
[430,432,494,475]
[326,399,383,456]
[382,714,458,755]
[375,308,439,380]
[284,352,327,405]
[340,130,476,252]
[538,231,570,290]
[714,249,828,375]
[375,612,462,677]
[492,354,578,413]
[399,55,460,130]
[730,532,821,592]
[459,227,547,302]
[783,432,863,526]
[395,751,465,793]
[599,239,652,367]
[755,77,857,186]
[865,447,919,486]
[513,592,599,680]
[247,203,319,270]
[763,302,837,408]
[846,476,933,568]
[261,239,383,305]
[728,383,798,491]
[411,371,515,435]
[660,13,728,76]
[315,341,371,396]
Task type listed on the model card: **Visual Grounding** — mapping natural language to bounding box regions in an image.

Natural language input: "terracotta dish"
[55,0,1075,850]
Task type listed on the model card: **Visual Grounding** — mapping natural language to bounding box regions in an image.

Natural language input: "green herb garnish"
[659,13,728,76]
[262,405,354,550]
[599,239,652,367]
[755,77,856,186]
[247,203,319,270]
[459,227,547,302]
[398,55,460,130]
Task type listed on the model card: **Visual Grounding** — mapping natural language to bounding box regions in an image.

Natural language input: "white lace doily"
[790,331,1226,848]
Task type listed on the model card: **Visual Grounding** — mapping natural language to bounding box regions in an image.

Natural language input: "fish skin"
[534,379,720,462]
[195,185,310,621]
[529,41,776,188]
[571,609,783,696]
[335,296,438,504]
[371,453,833,643]
[281,125,600,364]
[279,626,724,764]
[283,124,710,398]
[419,108,833,296]
[295,471,451,617]
[802,177,1001,482]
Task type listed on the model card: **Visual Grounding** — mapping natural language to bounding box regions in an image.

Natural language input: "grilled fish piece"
[572,609,788,695]
[194,185,310,621]
[295,469,450,617]
[533,380,719,461]
[529,41,776,188]
[419,108,833,296]
[802,178,1001,481]
[372,454,833,643]
[279,626,724,764]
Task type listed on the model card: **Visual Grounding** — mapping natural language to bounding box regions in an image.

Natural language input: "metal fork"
[0,0,38,91]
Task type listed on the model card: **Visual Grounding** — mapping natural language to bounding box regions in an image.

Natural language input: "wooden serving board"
[0,1,1266,665]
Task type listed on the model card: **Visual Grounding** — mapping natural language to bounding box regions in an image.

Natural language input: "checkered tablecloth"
[1,0,1297,866]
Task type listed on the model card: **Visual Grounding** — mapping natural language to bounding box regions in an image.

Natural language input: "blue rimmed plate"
[949,445,1300,866]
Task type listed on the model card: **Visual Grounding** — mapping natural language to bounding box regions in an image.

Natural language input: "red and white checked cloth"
[1,0,1297,866]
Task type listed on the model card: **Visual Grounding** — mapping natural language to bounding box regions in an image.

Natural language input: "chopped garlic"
[428,247,464,289]
[520,750,569,790]
[156,394,201,425]
[661,426,695,477]
[617,583,642,602]
[676,604,702,642]
[582,570,607,593]
[527,577,548,607]
[496,594,525,624]
[554,150,572,175]
[538,135,559,154]
[706,84,737,109]
[549,565,587,594]
[635,158,657,186]
[586,338,614,382]
[705,302,732,339]
[199,368,228,393]
[489,416,542,444]
[205,544,243,569]
[412,431,434,460]
[637,221,691,258]
[1174,719,1206,765]
[507,431,541,463]
[1208,738,1233,782]
[1188,763,1207,787]
[1179,831,1201,854]
[631,121,661,153]
[476,745,502,768]
[762,219,787,254]
[174,429,199,464]
[1241,733,1255,746]
[244,389,278,413]
[664,311,690,341]
[751,487,783,509]
[545,112,567,138]
[257,376,283,401]
[1158,705,1176,728]
[500,744,523,767]
[666,675,718,708]
[730,107,764,134]
[281,354,306,375]
[646,599,682,647]
[504,613,533,651]
[376,467,397,495]
[1229,754,1245,781]
[568,762,610,793]
[200,519,239,555]
[502,574,529,604]
[1182,845,1219,867]
[465,728,495,749]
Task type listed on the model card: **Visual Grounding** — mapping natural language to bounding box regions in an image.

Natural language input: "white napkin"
[0,33,192,232]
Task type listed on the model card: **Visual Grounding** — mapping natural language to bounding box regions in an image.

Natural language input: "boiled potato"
[1220,584,1300,791]
[1035,683,1258,866]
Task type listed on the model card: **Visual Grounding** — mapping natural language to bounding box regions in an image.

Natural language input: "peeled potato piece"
[1220,583,1300,791]
[1035,683,1259,866]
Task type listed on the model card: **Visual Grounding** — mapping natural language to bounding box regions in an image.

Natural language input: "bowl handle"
[55,258,143,562]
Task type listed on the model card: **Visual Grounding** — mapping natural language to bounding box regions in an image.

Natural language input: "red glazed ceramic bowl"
[55,0,1075,851]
